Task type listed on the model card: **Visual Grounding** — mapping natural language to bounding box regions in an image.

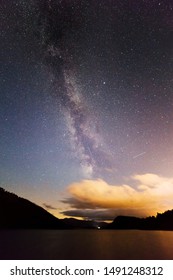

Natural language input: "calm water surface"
[0,230,173,259]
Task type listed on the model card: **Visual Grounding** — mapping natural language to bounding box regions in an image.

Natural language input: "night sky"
[1,0,173,221]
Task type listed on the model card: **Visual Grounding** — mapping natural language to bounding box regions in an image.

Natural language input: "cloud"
[61,209,144,221]
[62,174,173,220]
[43,203,57,210]
[61,209,114,221]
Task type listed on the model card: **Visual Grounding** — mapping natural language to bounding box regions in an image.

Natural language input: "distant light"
[97,226,101,229]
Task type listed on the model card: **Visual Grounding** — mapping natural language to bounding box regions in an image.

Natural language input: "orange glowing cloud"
[63,174,173,218]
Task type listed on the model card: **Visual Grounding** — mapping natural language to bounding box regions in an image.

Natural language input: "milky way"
[38,0,112,177]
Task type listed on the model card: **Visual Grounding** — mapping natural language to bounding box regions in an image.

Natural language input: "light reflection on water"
[0,230,173,259]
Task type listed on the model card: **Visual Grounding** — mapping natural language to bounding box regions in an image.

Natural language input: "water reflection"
[0,230,173,259]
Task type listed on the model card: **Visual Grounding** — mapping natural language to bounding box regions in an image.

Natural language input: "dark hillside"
[0,187,65,229]
[109,210,173,230]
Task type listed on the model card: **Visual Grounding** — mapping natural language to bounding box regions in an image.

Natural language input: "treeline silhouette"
[1,187,173,230]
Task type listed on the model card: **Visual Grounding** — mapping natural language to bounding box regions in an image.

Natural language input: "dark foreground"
[0,230,173,260]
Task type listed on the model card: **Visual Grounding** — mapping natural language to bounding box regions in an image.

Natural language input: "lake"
[0,230,173,259]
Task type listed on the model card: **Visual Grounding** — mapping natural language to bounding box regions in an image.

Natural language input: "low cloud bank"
[62,174,173,220]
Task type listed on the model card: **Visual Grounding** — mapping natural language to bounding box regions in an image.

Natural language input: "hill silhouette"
[0,187,66,229]
[109,210,173,230]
